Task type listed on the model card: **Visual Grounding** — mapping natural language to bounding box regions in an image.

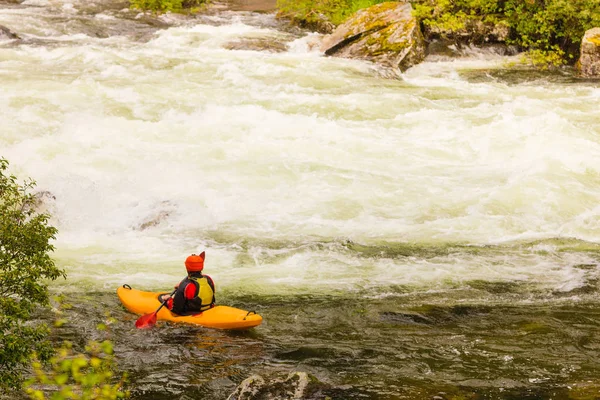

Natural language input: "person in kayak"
[161,252,216,316]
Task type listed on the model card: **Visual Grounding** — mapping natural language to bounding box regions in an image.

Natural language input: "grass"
[277,0,389,26]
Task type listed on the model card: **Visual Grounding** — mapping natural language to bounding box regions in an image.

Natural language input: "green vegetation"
[412,0,600,67]
[130,0,209,14]
[277,0,600,67]
[0,158,65,391]
[412,0,504,34]
[277,0,389,26]
[24,341,128,400]
[1,158,129,398]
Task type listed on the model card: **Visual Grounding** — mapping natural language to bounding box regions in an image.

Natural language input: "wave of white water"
[1,1,600,296]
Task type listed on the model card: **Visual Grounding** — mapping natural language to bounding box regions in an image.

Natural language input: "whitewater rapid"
[2,0,600,298]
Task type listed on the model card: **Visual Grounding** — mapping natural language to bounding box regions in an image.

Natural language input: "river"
[2,0,600,398]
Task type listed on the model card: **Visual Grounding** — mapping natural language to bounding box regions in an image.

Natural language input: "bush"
[130,0,209,14]
[276,0,600,66]
[24,340,129,400]
[412,0,503,33]
[0,158,66,391]
[503,0,600,66]
[277,0,389,26]
[412,0,600,67]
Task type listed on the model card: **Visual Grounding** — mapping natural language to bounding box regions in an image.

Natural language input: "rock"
[136,200,176,230]
[223,38,289,53]
[0,25,19,40]
[227,371,330,400]
[426,40,519,59]
[420,15,514,58]
[228,375,266,400]
[320,1,425,72]
[578,28,600,78]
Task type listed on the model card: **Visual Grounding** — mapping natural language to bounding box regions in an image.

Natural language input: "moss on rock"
[587,33,600,46]
[321,2,425,71]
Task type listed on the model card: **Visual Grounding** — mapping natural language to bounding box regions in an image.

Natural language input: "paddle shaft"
[135,288,177,328]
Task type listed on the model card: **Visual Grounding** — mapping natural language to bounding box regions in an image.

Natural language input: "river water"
[2,0,600,398]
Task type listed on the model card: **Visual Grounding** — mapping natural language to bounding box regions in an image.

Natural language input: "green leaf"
[55,374,69,385]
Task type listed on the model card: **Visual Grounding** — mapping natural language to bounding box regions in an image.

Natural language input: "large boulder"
[320,1,425,72]
[579,28,600,78]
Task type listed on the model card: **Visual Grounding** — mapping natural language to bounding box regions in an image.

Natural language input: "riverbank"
[275,0,600,74]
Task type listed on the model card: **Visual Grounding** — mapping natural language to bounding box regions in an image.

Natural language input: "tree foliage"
[277,0,389,26]
[412,0,600,67]
[278,0,600,67]
[0,158,65,391]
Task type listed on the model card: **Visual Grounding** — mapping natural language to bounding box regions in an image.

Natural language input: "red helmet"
[185,251,205,272]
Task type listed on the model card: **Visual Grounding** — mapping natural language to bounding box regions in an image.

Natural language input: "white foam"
[2,6,600,294]
[286,33,324,55]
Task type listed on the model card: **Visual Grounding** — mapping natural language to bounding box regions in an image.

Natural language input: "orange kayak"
[117,285,262,330]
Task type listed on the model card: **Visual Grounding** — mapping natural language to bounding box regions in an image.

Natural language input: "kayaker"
[160,252,216,315]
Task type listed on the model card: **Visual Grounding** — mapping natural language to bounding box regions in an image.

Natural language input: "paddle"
[135,288,177,329]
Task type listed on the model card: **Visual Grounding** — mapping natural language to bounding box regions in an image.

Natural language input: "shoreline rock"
[578,27,600,78]
[320,1,425,72]
[227,371,331,400]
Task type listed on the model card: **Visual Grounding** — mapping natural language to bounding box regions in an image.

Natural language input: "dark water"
[40,288,600,400]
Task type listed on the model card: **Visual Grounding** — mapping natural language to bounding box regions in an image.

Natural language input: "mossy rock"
[579,27,600,78]
[320,2,426,72]
[582,27,600,47]
[588,34,600,46]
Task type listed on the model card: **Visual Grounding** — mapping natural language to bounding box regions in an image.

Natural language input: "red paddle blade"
[135,312,157,329]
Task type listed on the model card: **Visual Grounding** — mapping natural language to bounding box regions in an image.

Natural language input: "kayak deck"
[117,285,262,330]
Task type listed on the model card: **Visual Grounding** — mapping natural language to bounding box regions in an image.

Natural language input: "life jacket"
[172,274,215,315]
